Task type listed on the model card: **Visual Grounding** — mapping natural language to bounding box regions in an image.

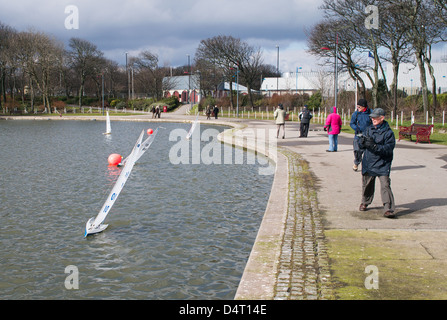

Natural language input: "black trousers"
[300,122,309,137]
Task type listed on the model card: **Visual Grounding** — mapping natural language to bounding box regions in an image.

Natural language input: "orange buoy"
[108,153,122,166]
[147,128,153,135]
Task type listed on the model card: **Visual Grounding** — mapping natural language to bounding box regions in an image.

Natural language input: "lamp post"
[101,73,104,115]
[276,45,279,94]
[321,34,339,108]
[296,66,302,95]
[187,54,191,105]
[236,65,239,118]
[230,65,239,117]
[125,52,130,106]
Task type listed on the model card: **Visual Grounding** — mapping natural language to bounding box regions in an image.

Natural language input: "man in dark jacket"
[350,99,372,171]
[213,105,219,119]
[299,105,312,137]
[358,108,396,218]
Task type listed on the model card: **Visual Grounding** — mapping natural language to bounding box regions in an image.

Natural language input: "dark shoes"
[360,204,396,218]
[384,211,396,218]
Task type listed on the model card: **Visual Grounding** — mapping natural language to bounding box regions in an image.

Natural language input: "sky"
[0,0,325,73]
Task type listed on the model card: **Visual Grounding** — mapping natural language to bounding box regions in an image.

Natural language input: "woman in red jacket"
[324,106,342,152]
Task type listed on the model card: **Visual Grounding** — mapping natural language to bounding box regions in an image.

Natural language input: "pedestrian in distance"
[358,108,396,218]
[206,105,211,120]
[213,105,219,119]
[324,106,342,152]
[151,106,156,119]
[350,99,372,171]
[274,103,286,139]
[299,105,312,137]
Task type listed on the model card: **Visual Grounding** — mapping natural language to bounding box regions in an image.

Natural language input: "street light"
[321,33,339,108]
[230,65,239,118]
[276,45,280,94]
[296,67,302,95]
[101,73,104,115]
[125,52,130,106]
[187,54,190,105]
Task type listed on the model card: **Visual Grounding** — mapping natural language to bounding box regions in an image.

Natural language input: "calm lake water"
[0,119,273,299]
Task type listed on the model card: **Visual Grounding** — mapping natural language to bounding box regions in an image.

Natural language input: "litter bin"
[163,106,167,112]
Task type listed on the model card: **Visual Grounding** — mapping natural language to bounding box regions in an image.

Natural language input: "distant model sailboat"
[103,111,111,135]
[186,113,199,140]
[84,129,157,237]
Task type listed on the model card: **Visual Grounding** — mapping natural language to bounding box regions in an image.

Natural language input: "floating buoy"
[108,153,122,166]
[147,128,153,135]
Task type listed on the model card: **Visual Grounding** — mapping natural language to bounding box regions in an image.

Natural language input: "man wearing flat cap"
[358,108,396,218]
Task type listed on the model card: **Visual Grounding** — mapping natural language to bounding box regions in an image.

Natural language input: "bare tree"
[403,0,447,117]
[67,38,104,108]
[196,35,263,108]
[130,50,165,99]
[318,0,386,109]
[377,1,414,115]
[307,18,370,103]
[0,22,17,109]
[14,30,64,113]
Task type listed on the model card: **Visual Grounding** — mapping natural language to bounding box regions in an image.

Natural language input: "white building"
[261,71,323,96]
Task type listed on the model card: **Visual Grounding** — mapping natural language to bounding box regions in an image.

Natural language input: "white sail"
[85,130,145,236]
[186,113,199,140]
[103,111,111,135]
[120,127,159,166]
[134,127,159,162]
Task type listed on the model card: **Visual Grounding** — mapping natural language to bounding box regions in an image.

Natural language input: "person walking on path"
[206,105,211,120]
[350,99,371,171]
[213,105,219,119]
[358,108,396,218]
[274,104,286,139]
[299,105,312,137]
[324,106,342,152]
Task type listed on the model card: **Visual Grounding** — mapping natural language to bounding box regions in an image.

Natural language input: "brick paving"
[273,150,333,300]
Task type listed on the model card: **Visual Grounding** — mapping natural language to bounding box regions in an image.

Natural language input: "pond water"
[0,119,274,299]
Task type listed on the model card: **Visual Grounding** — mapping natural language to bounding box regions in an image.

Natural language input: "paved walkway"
[231,119,447,300]
[6,111,447,299]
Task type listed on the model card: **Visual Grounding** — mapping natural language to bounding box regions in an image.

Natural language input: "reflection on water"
[0,120,273,299]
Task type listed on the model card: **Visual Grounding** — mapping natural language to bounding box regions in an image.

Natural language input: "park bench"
[398,123,434,144]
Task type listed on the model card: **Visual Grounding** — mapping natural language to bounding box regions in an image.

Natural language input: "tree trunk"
[425,60,437,116]
[415,51,430,118]
[391,62,400,116]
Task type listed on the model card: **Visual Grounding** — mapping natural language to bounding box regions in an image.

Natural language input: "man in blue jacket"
[350,99,372,171]
[358,108,396,218]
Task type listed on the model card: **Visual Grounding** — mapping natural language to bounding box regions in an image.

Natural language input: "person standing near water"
[274,104,286,139]
[358,108,396,218]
